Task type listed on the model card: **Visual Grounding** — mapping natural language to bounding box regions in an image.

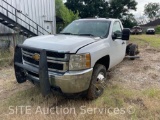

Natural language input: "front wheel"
[87,64,107,100]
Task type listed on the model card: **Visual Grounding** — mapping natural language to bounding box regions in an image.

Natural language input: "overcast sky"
[131,0,160,18]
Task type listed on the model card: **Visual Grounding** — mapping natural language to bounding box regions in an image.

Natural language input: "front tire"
[87,64,107,100]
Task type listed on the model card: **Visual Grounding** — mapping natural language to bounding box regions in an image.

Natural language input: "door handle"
[122,42,125,45]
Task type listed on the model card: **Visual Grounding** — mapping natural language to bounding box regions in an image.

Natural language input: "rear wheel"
[129,44,138,60]
[87,64,107,100]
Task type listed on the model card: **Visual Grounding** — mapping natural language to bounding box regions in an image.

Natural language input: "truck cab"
[14,18,130,99]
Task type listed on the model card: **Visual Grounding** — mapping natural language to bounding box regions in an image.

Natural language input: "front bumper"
[14,44,93,96]
[49,69,93,93]
[146,31,155,34]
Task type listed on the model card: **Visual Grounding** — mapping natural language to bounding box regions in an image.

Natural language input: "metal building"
[0,0,56,37]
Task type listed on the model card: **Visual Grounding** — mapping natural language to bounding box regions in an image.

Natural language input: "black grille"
[23,48,40,54]
[48,62,63,70]
[28,71,39,78]
[47,51,65,58]
[23,55,39,65]
[22,48,65,59]
[23,56,64,70]
[22,47,67,71]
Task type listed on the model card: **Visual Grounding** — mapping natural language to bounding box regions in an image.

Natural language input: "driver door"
[110,21,126,67]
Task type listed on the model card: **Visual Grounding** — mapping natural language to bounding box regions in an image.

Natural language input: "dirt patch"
[0,67,33,100]
[146,48,157,52]
[124,98,147,110]
[108,46,160,90]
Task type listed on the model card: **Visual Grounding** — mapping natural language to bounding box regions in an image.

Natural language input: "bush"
[155,25,160,34]
[0,39,10,50]
[0,50,13,67]
[56,0,79,26]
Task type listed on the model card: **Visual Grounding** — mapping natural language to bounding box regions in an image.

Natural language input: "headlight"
[69,53,91,70]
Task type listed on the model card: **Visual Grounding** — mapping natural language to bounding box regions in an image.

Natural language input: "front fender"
[77,39,110,68]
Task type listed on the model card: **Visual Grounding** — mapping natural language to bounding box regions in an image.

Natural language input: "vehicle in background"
[130,26,143,35]
[146,28,155,35]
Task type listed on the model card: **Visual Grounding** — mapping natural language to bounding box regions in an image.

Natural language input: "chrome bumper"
[49,68,93,93]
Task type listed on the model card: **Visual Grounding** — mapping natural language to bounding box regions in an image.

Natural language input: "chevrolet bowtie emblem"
[32,53,40,61]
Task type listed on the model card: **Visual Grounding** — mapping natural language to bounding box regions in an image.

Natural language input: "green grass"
[130,35,160,48]
[99,85,134,107]
[0,50,13,67]
[0,50,11,58]
[143,88,160,99]
[1,83,160,120]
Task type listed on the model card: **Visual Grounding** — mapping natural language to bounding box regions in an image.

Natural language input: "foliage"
[130,35,160,48]
[108,0,137,19]
[0,50,12,67]
[144,3,160,21]
[65,0,137,19]
[65,0,109,18]
[121,14,138,28]
[65,0,137,28]
[155,25,160,34]
[55,0,79,25]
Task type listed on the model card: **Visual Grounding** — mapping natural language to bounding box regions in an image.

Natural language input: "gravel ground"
[0,67,33,101]
[109,46,160,90]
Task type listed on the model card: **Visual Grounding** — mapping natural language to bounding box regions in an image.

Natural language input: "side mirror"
[112,33,117,40]
[122,28,130,41]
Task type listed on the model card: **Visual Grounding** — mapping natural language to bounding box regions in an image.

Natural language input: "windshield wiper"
[79,34,105,39]
[59,32,73,35]
[59,33,80,36]
[79,34,95,37]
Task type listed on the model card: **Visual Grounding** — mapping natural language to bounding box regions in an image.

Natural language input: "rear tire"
[129,44,138,60]
[87,64,107,100]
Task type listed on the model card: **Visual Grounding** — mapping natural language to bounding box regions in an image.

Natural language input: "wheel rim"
[94,72,106,93]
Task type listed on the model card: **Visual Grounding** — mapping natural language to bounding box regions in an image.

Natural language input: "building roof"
[141,19,160,27]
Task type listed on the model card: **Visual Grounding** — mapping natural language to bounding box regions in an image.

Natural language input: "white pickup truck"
[14,18,131,99]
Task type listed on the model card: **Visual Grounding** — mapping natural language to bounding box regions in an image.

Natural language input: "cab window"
[112,21,122,38]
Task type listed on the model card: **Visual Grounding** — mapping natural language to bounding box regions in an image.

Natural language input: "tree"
[66,0,137,19]
[136,15,148,25]
[65,0,138,27]
[144,3,160,21]
[56,0,79,25]
[122,14,138,28]
[108,0,137,18]
[65,0,109,18]
[155,25,160,34]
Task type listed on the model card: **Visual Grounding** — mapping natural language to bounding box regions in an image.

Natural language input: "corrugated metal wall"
[0,0,56,35]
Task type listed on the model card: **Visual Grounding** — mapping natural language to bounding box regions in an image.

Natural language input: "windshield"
[60,20,110,38]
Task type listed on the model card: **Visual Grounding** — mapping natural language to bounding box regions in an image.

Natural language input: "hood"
[23,35,96,53]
